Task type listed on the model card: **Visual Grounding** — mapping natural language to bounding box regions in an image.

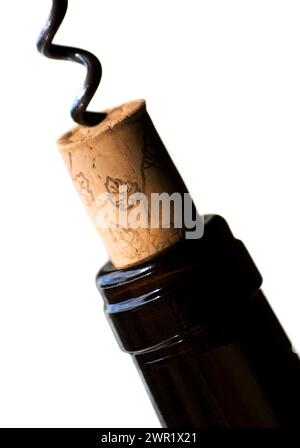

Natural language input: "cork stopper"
[58,100,187,268]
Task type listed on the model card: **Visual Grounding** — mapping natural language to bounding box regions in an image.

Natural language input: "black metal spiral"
[37,0,106,127]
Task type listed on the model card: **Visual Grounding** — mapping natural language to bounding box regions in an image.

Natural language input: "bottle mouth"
[95,215,215,290]
[96,237,186,291]
[96,215,263,308]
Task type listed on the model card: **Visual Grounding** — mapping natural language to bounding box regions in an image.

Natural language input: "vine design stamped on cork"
[74,172,95,206]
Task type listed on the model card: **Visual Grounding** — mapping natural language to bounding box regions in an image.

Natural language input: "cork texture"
[58,100,187,268]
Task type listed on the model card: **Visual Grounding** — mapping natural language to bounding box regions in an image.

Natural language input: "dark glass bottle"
[96,215,300,428]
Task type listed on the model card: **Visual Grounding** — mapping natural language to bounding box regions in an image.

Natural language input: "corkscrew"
[37,0,106,127]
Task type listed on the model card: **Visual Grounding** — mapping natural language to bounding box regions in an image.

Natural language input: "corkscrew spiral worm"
[37,0,106,126]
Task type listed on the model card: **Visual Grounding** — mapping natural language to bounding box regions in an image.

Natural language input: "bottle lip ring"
[96,261,156,290]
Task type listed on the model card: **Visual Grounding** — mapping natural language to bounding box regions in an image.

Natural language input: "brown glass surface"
[97,215,300,428]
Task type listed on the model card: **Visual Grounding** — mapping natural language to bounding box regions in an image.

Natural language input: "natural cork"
[57,99,187,268]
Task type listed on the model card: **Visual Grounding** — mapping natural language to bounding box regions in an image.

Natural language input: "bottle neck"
[96,215,262,354]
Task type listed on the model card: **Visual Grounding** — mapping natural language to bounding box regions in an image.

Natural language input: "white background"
[0,0,299,428]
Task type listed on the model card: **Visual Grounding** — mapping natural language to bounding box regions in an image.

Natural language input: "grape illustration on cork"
[37,0,300,428]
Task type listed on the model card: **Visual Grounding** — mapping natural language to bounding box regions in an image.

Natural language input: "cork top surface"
[58,99,146,150]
